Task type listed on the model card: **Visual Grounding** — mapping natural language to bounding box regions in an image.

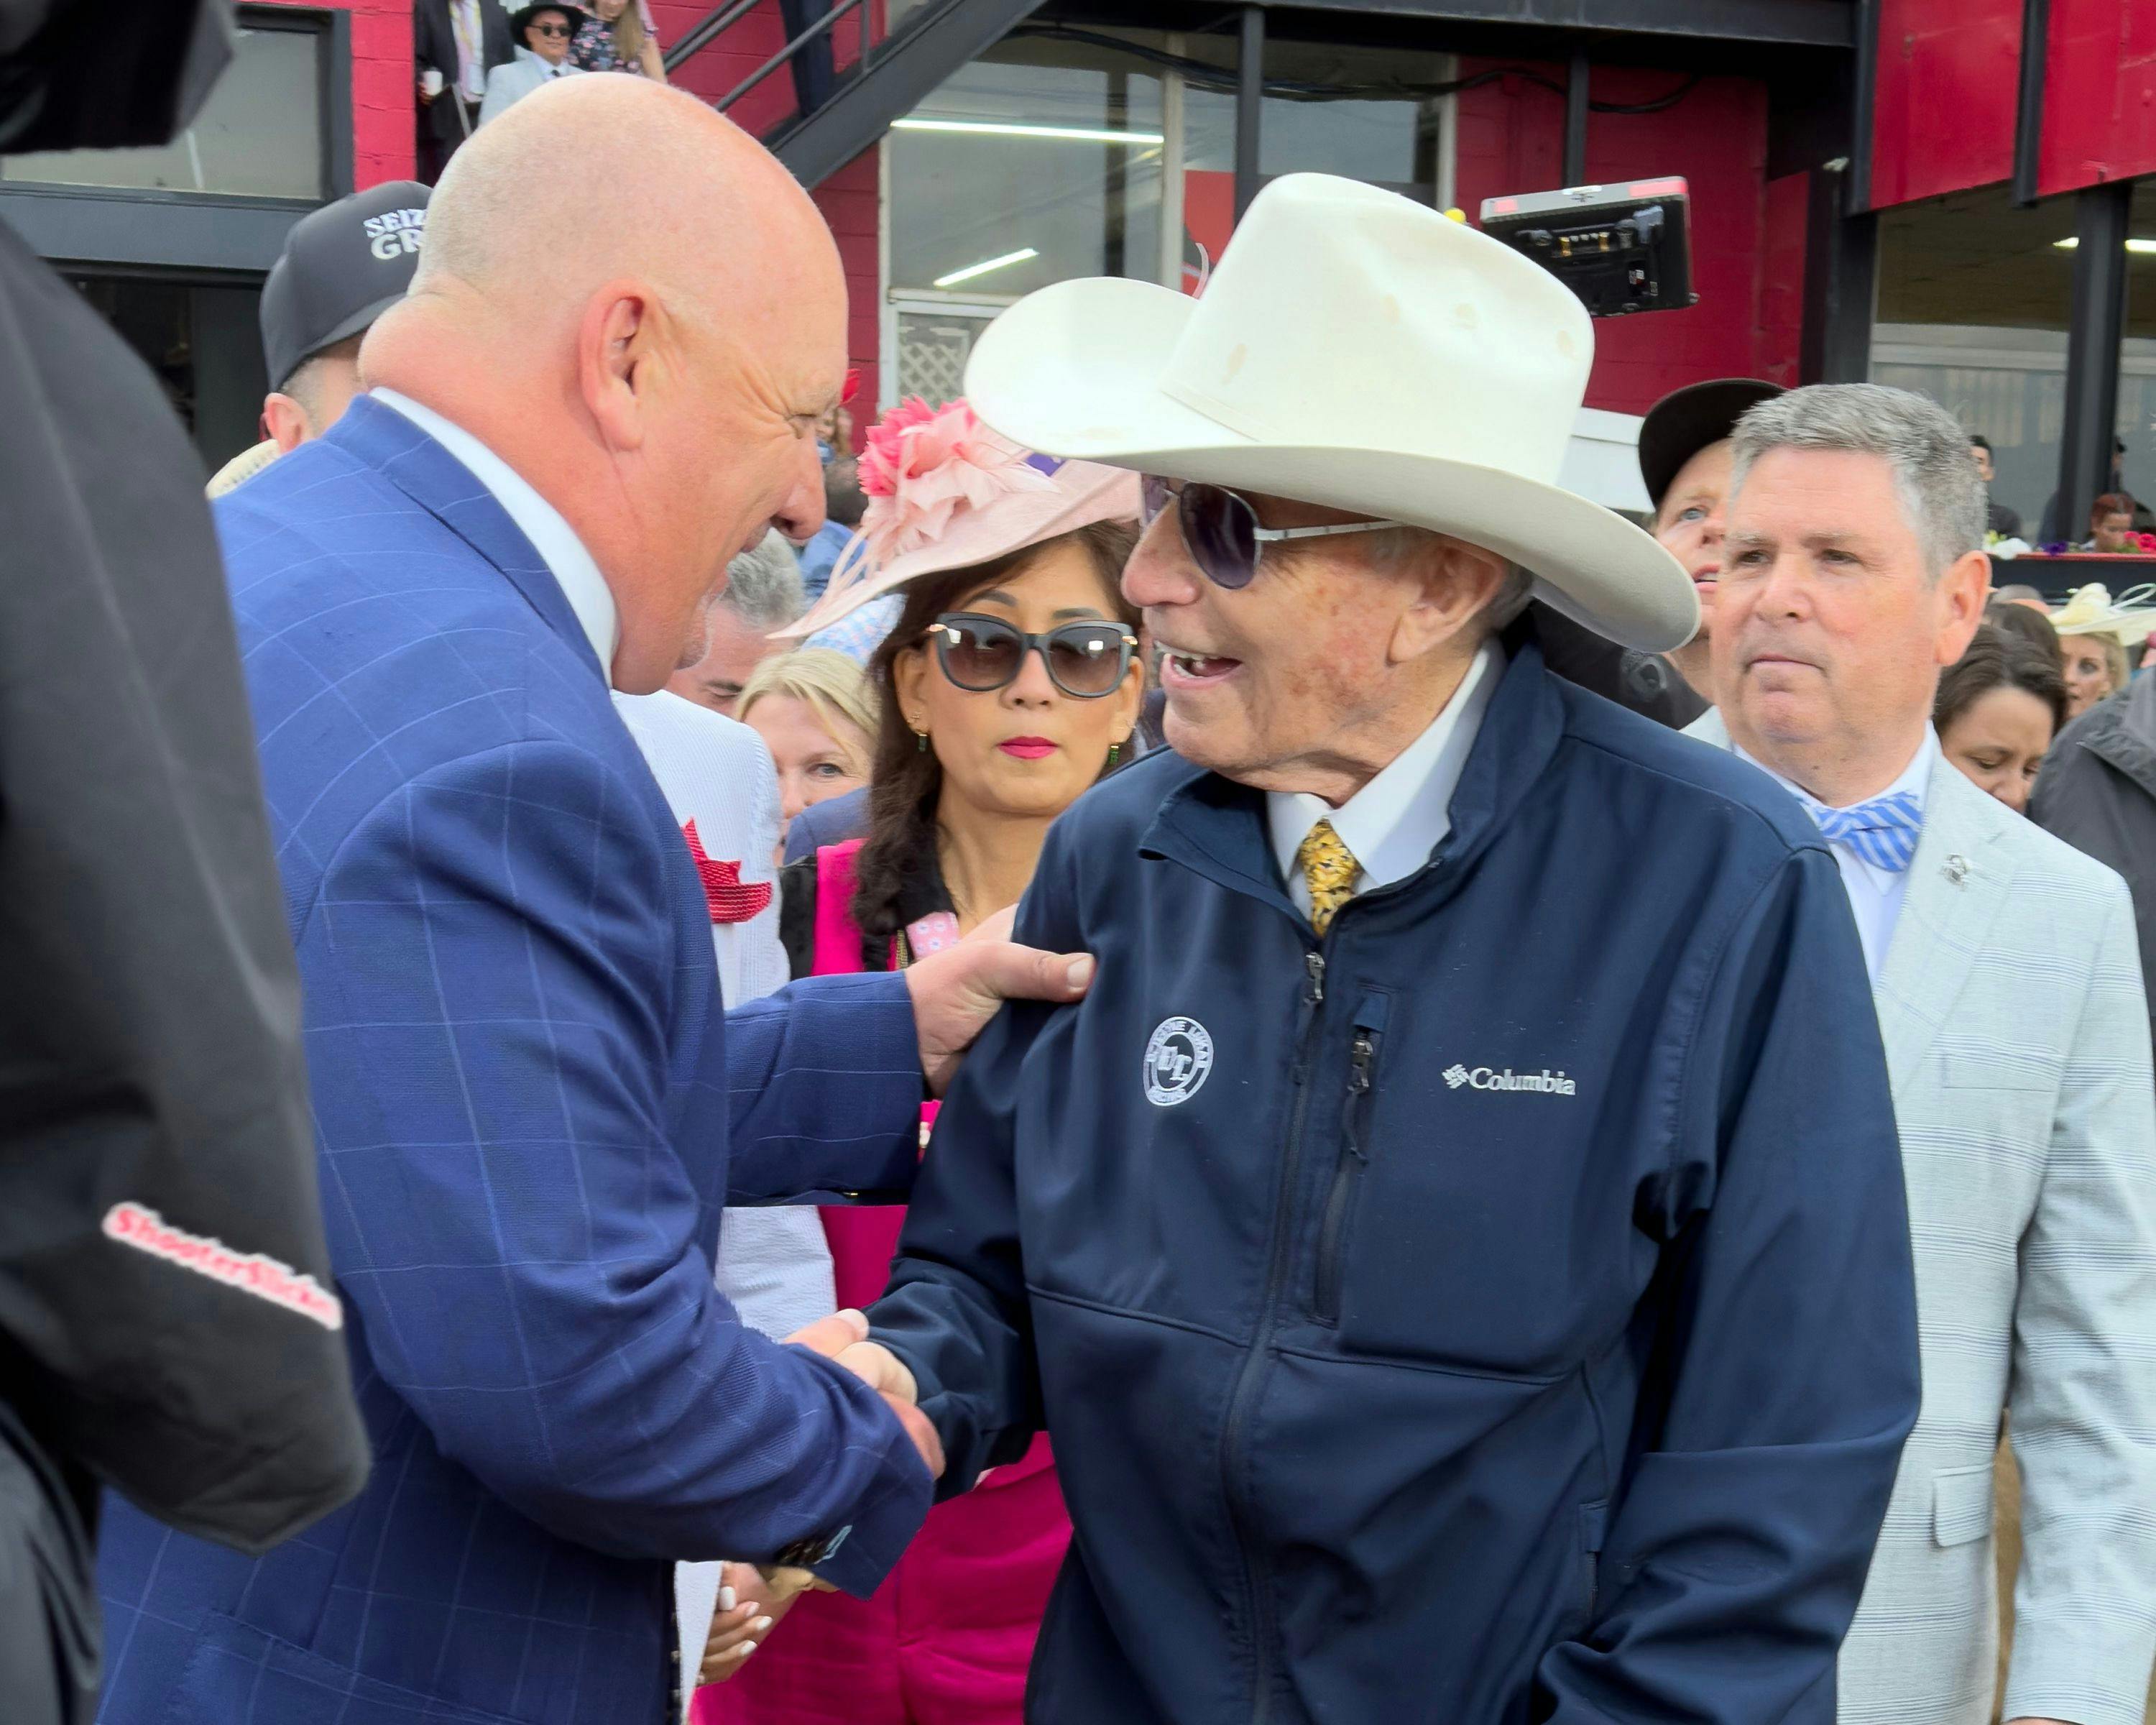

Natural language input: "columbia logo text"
[1445,1064,1577,1096]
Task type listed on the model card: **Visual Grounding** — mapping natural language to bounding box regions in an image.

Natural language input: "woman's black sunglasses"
[1139,476,1401,590]
[927,613,1136,700]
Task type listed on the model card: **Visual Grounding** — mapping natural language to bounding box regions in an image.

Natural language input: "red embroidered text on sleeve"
[102,1202,344,1331]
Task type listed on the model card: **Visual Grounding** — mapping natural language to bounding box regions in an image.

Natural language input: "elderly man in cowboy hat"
[806,175,1920,1722]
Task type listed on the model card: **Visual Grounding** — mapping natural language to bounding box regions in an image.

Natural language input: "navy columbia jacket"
[869,641,1922,1724]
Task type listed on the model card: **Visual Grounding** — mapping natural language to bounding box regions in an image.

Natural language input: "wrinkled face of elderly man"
[1715,441,1988,794]
[1121,487,1511,804]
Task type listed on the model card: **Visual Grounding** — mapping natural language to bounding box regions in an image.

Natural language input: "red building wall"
[2039,0,2156,195]
[1861,0,2156,205]
[1867,0,2020,209]
[1453,63,1787,413]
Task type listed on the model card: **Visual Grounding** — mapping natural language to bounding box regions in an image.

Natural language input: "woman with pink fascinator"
[691,399,1144,1725]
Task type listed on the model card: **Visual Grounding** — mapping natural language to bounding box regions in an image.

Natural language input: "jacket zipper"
[1218,946,1326,1725]
[1313,998,1387,1325]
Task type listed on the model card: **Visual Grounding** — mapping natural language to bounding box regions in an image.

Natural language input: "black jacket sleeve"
[865,824,1078,1493]
[0,221,367,1555]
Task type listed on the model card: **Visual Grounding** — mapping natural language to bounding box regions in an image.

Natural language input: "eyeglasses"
[532,20,571,34]
[927,613,1136,699]
[1140,476,1403,591]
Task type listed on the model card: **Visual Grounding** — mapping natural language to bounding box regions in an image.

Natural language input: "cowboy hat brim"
[964,275,1700,654]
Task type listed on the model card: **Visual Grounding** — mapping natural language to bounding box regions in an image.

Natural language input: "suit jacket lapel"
[326,396,604,681]
[1871,759,2017,1094]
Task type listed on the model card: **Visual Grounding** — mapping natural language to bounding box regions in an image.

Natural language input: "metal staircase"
[665,0,1048,188]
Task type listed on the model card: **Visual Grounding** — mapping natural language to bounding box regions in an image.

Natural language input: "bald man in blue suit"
[95,79,1089,1725]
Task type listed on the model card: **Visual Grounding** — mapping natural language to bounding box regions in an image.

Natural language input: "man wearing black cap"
[209,180,430,494]
[1636,375,1784,701]
[262,180,429,451]
[480,3,585,126]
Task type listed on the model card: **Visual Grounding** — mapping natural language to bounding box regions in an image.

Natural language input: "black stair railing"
[663,0,879,113]
[665,0,1045,185]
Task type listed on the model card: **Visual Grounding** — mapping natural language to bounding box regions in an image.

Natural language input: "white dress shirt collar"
[1731,722,1939,982]
[1733,723,1938,825]
[372,388,619,681]
[1267,639,1501,911]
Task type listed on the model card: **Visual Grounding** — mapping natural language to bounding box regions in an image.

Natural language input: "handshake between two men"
[699,904,1043,1685]
[699,1310,934,1683]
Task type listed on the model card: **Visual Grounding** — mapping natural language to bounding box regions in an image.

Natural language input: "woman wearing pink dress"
[692,398,1143,1725]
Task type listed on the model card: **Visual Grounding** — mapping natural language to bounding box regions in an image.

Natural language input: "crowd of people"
[15,33,2156,1725]
[419,0,852,180]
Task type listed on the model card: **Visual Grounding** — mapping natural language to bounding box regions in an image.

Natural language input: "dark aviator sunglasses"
[1140,475,1402,590]
[927,613,1137,700]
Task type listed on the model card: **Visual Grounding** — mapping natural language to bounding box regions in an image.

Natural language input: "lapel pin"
[1943,854,1969,885]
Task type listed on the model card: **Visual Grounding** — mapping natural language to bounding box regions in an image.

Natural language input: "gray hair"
[717,529,806,630]
[1729,383,1985,576]
[1367,525,1536,630]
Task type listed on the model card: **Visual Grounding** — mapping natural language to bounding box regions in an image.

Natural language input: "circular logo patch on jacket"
[1144,1016,1215,1106]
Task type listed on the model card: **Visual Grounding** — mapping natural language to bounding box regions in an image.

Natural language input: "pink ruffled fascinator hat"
[778,396,1143,640]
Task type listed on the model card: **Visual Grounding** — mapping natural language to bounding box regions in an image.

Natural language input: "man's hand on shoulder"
[904,903,1094,1095]
[787,1310,944,1480]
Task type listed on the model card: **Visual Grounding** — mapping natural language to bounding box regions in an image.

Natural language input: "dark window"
[69,276,268,474]
[1,20,326,201]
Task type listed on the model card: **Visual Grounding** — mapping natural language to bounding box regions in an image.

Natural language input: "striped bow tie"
[1803,791,1924,872]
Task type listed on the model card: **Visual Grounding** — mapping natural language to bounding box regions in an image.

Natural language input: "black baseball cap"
[260,180,431,392]
[1636,377,1784,513]
[511,1,586,34]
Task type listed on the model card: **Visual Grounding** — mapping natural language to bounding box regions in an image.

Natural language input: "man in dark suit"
[93,76,1091,1725]
[413,0,515,183]
[1,4,369,1722]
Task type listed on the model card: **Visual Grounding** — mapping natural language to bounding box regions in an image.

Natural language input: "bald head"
[409,76,830,331]
[361,75,848,694]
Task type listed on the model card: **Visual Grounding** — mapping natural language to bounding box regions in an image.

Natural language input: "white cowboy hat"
[961,172,1697,653]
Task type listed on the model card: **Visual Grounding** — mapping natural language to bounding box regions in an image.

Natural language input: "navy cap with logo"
[260,180,431,392]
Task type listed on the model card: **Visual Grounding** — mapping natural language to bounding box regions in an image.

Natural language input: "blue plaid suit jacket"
[93,399,933,1725]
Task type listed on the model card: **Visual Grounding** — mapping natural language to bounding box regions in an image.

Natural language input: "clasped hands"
[699,1310,936,1683]
[789,1307,941,1480]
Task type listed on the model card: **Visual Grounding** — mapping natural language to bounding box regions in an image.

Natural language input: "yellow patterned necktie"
[1296,818,1360,937]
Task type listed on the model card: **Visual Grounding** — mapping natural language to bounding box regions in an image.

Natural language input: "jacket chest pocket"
[1314,1028,1639,1375]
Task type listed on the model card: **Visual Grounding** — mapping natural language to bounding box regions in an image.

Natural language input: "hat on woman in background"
[2049,582,2156,648]
[780,396,1142,641]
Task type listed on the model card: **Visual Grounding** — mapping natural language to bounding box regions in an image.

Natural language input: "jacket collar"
[1871,756,2018,1092]
[2074,676,2156,803]
[1140,629,1568,917]
[324,395,605,682]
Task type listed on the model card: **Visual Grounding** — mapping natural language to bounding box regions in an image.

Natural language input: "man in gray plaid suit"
[1687,383,2156,1725]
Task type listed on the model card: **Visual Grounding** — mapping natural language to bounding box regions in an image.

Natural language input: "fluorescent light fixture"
[893,117,1166,146]
[933,247,1040,288]
[2053,236,2156,253]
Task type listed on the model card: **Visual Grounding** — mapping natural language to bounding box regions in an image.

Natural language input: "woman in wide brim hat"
[692,397,1143,1725]
[2048,582,2156,720]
